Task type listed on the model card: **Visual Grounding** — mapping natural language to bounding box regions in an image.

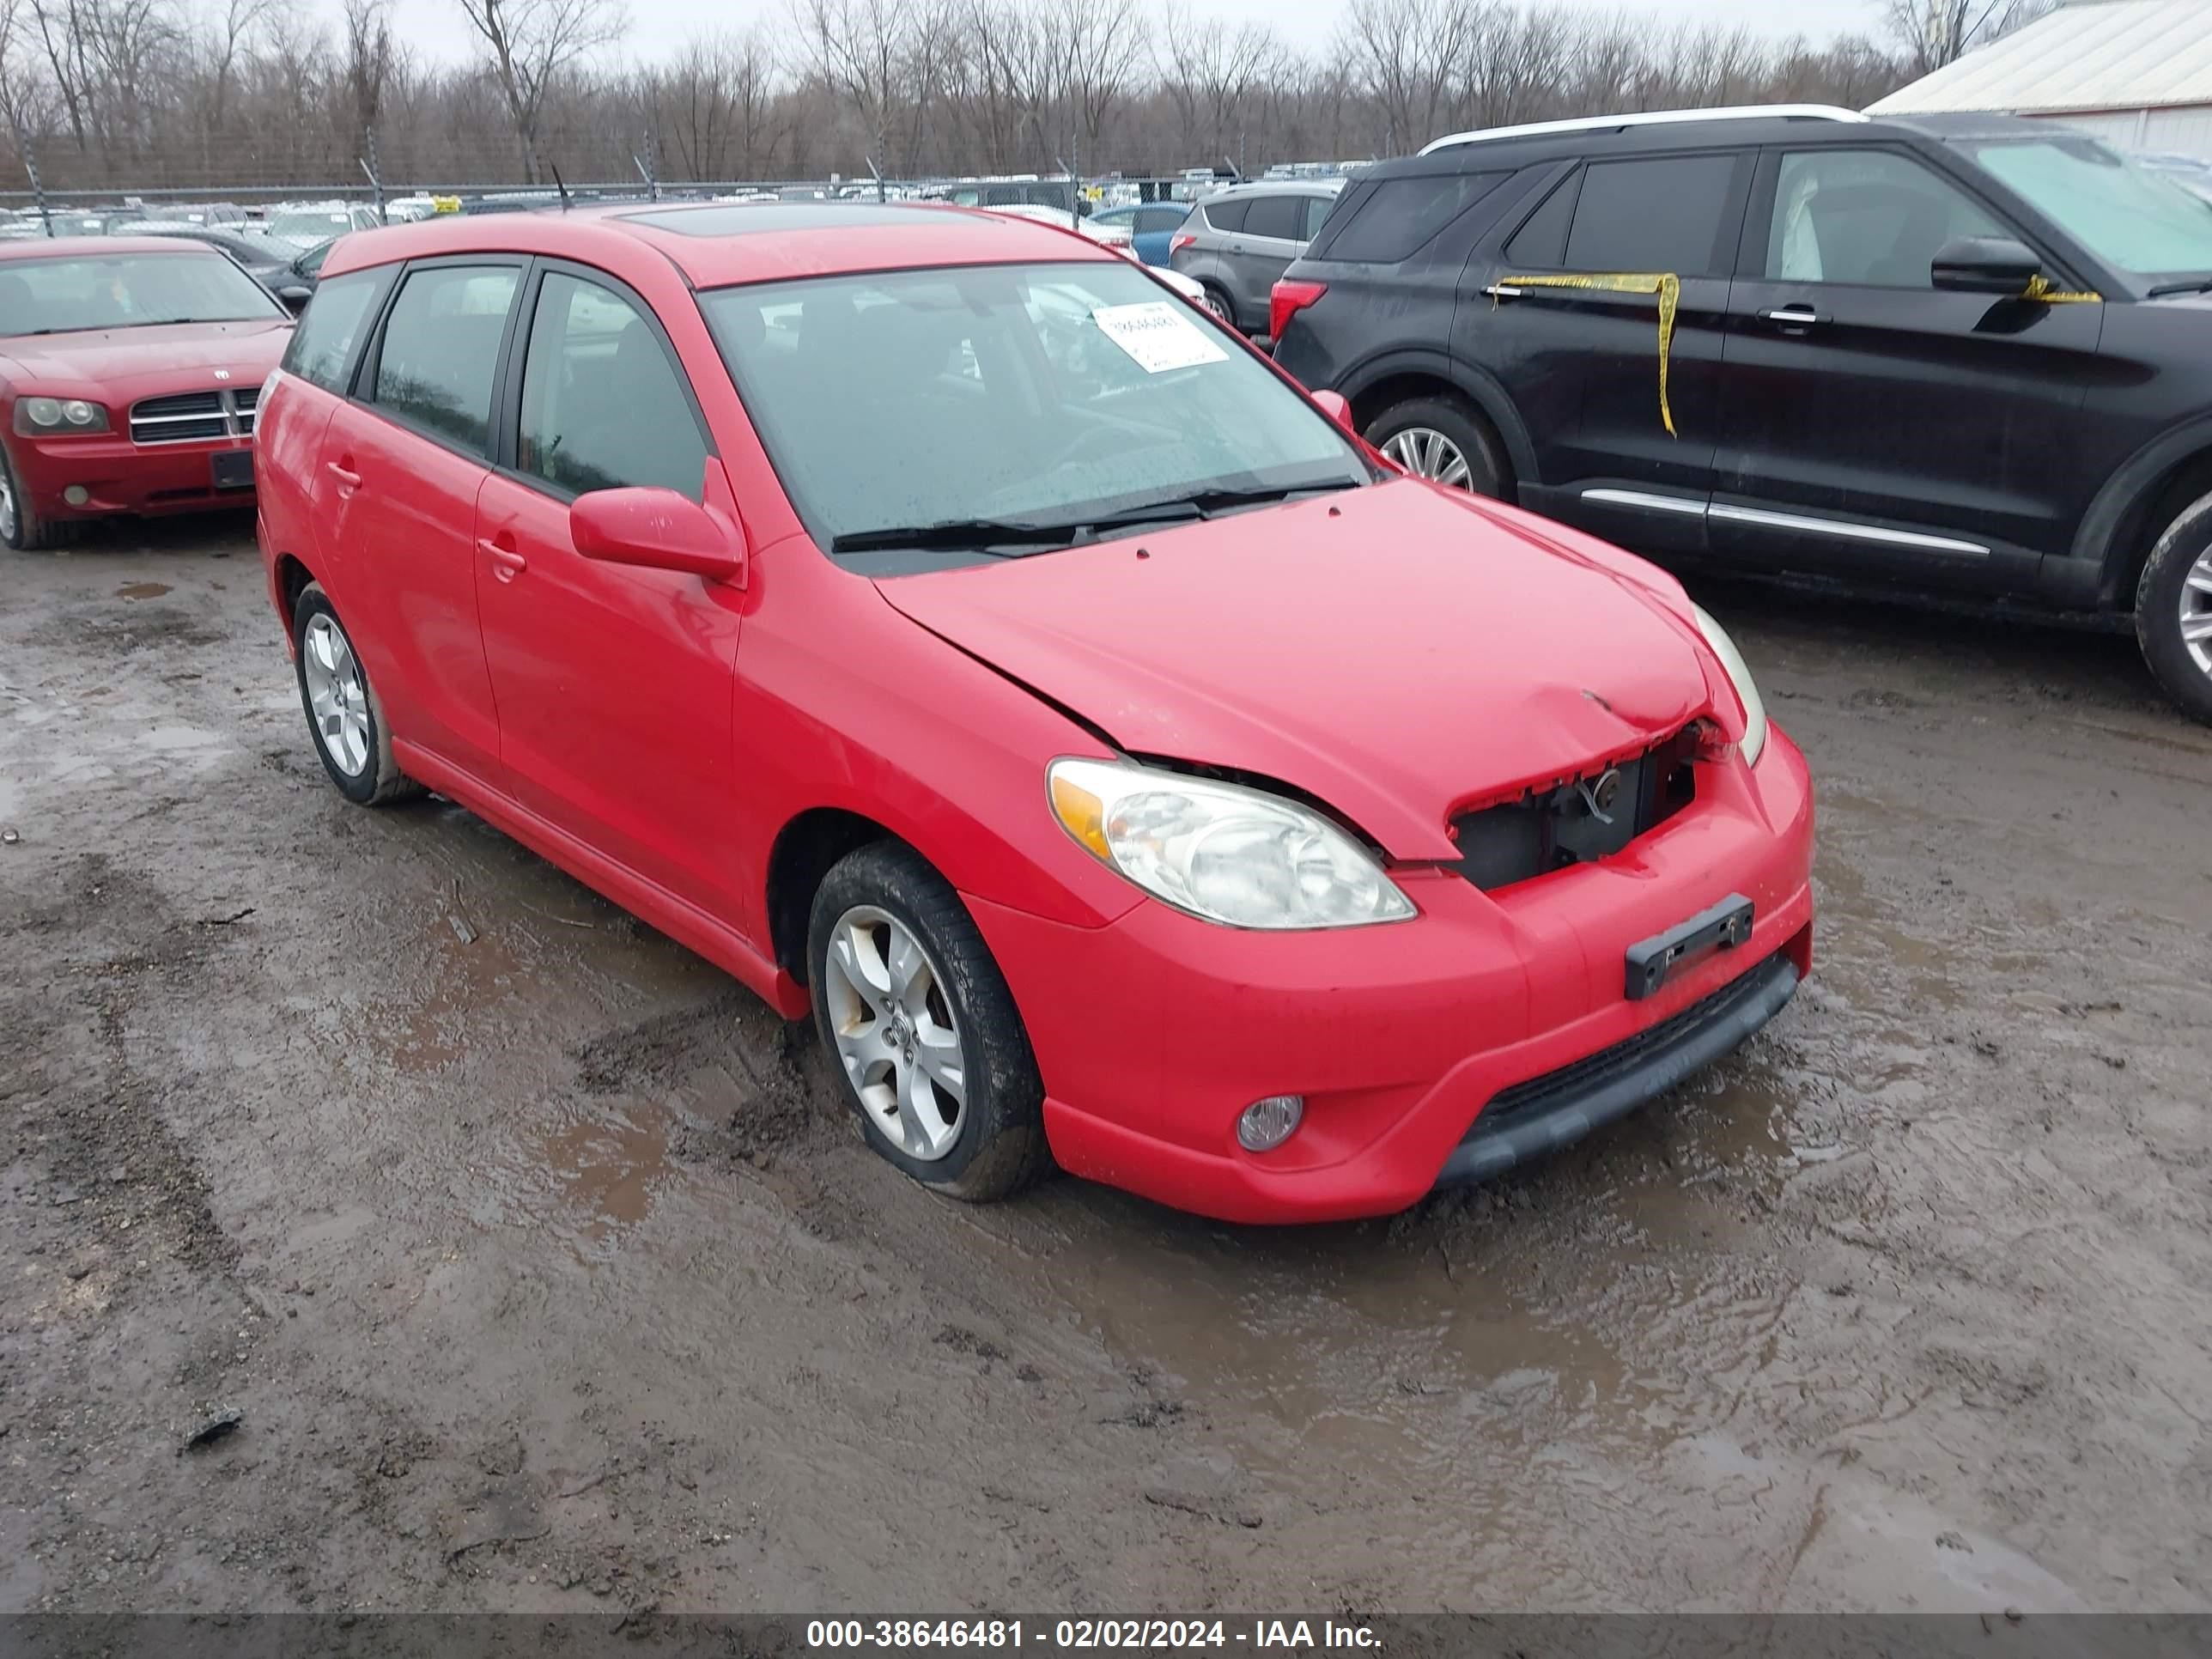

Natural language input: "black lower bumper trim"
[1433,953,1800,1190]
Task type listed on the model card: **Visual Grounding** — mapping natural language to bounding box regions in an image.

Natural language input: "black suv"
[1271,107,2212,722]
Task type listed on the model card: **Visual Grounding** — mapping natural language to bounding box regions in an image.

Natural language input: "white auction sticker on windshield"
[1091,301,1230,373]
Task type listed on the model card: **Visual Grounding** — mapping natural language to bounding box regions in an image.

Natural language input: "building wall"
[2026,104,2212,159]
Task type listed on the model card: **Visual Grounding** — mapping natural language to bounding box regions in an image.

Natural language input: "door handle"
[1483,283,1523,301]
[1760,305,1822,330]
[325,461,362,490]
[478,538,527,582]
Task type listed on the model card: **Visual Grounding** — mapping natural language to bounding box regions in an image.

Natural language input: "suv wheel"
[1366,397,1506,498]
[1196,283,1235,327]
[808,841,1050,1203]
[2136,489,2212,725]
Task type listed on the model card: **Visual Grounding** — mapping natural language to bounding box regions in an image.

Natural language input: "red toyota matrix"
[253,204,1814,1224]
[1,236,292,549]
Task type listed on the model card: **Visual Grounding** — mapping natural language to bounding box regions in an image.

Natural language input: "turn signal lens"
[1237,1095,1304,1152]
[1048,771,1111,860]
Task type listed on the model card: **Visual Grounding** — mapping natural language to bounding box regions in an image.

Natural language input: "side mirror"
[1311,388,1355,433]
[276,286,311,310]
[1931,235,2043,295]
[571,483,745,584]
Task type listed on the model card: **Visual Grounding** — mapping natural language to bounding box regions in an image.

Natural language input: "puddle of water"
[115,581,173,600]
[388,924,528,1073]
[541,1102,673,1238]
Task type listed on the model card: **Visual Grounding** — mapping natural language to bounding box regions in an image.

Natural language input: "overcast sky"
[366,0,1895,70]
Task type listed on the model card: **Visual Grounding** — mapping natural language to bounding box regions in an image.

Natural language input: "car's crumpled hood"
[1,319,292,403]
[876,478,1722,860]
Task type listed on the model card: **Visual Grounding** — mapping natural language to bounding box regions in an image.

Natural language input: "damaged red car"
[1,236,290,550]
[252,204,1814,1223]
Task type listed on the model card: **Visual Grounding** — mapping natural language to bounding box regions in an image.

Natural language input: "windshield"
[0,252,284,335]
[698,261,1365,561]
[1966,136,2212,278]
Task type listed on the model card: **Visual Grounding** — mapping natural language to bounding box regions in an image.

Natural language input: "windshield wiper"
[828,519,1070,555]
[828,483,1356,557]
[2148,276,2212,297]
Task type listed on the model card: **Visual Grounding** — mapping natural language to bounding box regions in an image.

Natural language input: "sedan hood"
[2,319,291,403]
[877,478,1721,860]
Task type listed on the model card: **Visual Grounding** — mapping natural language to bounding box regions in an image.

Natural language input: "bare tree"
[796,0,912,179]
[341,0,391,141]
[451,0,627,181]
[1334,0,1466,157]
[1881,0,2057,76]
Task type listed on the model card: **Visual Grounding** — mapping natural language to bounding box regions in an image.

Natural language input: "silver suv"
[1170,179,1345,336]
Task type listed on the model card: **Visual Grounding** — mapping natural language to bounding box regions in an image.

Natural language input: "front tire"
[2134,489,2212,726]
[807,841,1049,1202]
[1365,396,1507,498]
[291,581,422,805]
[0,441,58,552]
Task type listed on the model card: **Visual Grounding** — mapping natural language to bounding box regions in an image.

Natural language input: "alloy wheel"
[301,612,371,778]
[820,904,967,1162]
[1381,426,1473,489]
[2181,545,2212,678]
[0,465,16,544]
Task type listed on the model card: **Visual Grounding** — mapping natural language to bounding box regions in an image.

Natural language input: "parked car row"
[1254,106,2212,726]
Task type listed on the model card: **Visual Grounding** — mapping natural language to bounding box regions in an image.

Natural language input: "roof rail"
[1419,105,1869,156]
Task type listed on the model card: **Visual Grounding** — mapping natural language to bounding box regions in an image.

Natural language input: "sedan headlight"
[1048,757,1414,929]
[1690,603,1768,766]
[15,396,110,435]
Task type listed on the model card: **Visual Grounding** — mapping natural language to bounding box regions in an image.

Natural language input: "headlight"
[1048,757,1414,929]
[15,396,108,434]
[1690,603,1768,766]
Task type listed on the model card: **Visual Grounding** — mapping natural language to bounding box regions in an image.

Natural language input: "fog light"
[63,485,89,507]
[1236,1094,1304,1153]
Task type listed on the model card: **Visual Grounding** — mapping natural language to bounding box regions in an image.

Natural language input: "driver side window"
[1768,149,2008,289]
[516,271,708,501]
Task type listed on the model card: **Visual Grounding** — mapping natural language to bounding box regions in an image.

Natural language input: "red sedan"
[0,237,293,550]
[253,204,1814,1224]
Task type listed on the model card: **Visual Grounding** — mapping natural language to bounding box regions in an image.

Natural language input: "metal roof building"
[1867,0,2212,158]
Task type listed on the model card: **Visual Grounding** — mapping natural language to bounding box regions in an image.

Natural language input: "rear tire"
[808,841,1050,1203]
[2134,489,2212,726]
[1197,283,1237,330]
[1365,396,1508,499]
[290,581,424,805]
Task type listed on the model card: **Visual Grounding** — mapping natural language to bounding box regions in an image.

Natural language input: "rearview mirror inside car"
[1311,389,1354,432]
[1931,236,2043,295]
[570,485,744,584]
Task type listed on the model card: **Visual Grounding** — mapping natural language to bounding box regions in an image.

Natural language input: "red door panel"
[473,471,744,913]
[317,404,501,783]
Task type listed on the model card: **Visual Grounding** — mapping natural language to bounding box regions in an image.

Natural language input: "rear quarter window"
[280,269,385,393]
[1322,172,1509,263]
[1202,198,1251,234]
[1243,196,1304,240]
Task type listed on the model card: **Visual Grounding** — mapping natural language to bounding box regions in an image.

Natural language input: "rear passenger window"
[371,264,520,455]
[1202,198,1250,233]
[281,269,381,392]
[1563,155,1742,277]
[1328,173,1506,262]
[1243,196,1303,240]
[1301,197,1335,240]
[516,271,708,500]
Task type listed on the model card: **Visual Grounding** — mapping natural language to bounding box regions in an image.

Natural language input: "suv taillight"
[1169,232,1196,258]
[1269,279,1328,343]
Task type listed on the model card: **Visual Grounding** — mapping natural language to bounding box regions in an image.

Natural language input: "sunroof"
[620,204,974,237]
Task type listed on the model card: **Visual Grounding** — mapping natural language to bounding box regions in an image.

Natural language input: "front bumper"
[967,726,1815,1224]
[10,431,255,520]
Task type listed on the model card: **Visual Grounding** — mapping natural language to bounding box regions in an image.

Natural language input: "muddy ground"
[2,515,2209,1617]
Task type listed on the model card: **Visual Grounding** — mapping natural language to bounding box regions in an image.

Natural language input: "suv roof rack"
[1418,104,1869,156]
